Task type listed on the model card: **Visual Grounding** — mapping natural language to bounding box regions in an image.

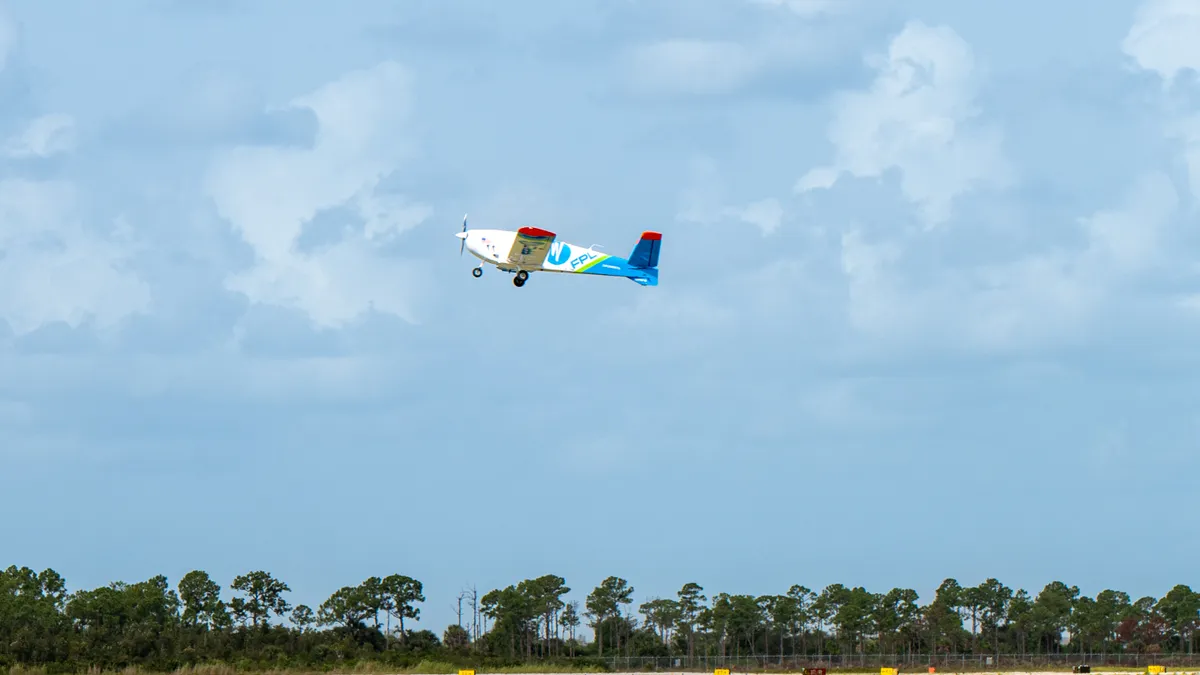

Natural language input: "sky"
[2,0,1200,632]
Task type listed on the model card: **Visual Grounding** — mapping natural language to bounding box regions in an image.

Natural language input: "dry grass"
[8,667,1200,675]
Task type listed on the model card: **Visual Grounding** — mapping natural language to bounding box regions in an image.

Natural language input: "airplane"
[455,214,661,288]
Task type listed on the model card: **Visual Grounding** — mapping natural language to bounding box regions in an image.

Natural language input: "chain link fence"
[582,654,1200,671]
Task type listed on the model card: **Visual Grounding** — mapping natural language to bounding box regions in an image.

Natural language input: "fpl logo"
[549,242,599,269]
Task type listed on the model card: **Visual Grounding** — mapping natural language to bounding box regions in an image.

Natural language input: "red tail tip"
[641,231,662,241]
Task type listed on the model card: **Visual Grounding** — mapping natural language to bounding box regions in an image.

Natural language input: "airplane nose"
[455,232,467,239]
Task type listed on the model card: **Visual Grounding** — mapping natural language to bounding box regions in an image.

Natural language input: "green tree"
[381,574,424,642]
[178,570,224,630]
[1093,589,1131,652]
[561,600,581,656]
[586,576,633,657]
[1031,581,1079,653]
[1008,589,1034,656]
[290,604,316,631]
[976,578,1013,657]
[443,623,471,652]
[814,584,848,655]
[1156,585,1200,655]
[786,585,815,656]
[318,585,370,629]
[528,574,569,655]
[677,582,707,660]
[640,597,680,650]
[927,579,964,655]
[230,571,291,629]
[875,588,919,655]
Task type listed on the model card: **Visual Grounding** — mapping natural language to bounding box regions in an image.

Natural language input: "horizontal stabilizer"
[628,268,658,286]
[627,231,662,268]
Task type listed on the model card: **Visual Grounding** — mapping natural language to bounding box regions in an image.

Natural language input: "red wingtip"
[518,226,555,238]
[641,231,662,241]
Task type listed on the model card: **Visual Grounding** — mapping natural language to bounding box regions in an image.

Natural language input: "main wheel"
[472,267,483,278]
[515,270,529,282]
[513,275,526,287]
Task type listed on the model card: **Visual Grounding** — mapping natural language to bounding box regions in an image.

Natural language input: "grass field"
[8,666,1200,675]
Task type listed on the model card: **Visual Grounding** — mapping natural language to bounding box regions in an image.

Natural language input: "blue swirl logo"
[548,242,571,265]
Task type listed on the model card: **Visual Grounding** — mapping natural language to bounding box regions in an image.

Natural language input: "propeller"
[459,213,468,256]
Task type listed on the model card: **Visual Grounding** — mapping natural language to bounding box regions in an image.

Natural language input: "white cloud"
[0,179,151,335]
[205,60,433,328]
[1122,0,1200,201]
[837,172,1180,352]
[356,191,432,243]
[0,8,147,338]
[620,2,855,98]
[1168,114,1200,202]
[1077,170,1178,274]
[676,156,784,236]
[1121,0,1200,87]
[3,114,76,158]
[731,198,784,236]
[796,20,1011,227]
[747,0,846,17]
[794,166,839,192]
[624,40,762,96]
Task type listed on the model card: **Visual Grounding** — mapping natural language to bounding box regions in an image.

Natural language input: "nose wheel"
[513,270,529,287]
[471,267,483,278]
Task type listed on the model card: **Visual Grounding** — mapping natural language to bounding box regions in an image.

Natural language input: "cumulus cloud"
[838,171,1181,351]
[205,61,434,328]
[1122,0,1200,201]
[0,5,149,338]
[0,179,151,336]
[1121,0,1200,88]
[796,20,1011,227]
[3,113,75,157]
[618,1,859,99]
[676,156,784,236]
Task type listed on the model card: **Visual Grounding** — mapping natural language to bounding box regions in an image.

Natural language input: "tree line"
[2,564,1198,673]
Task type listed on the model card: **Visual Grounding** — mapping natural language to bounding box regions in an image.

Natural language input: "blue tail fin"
[627,231,662,268]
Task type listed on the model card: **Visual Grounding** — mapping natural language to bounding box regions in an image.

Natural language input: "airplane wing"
[506,226,556,268]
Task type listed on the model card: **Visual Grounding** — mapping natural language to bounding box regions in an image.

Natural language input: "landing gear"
[513,270,529,287]
[471,267,483,278]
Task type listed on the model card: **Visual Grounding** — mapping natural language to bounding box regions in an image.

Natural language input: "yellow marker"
[715,669,730,675]
[881,668,898,675]
[1148,667,1165,675]
[459,670,475,675]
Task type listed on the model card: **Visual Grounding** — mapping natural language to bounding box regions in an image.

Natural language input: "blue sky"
[2,0,1199,631]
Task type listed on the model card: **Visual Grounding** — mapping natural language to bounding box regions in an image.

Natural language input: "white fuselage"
[464,229,519,269]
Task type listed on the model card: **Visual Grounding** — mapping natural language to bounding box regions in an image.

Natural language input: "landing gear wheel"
[472,267,483,278]
[515,270,529,282]
[513,275,526,288]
